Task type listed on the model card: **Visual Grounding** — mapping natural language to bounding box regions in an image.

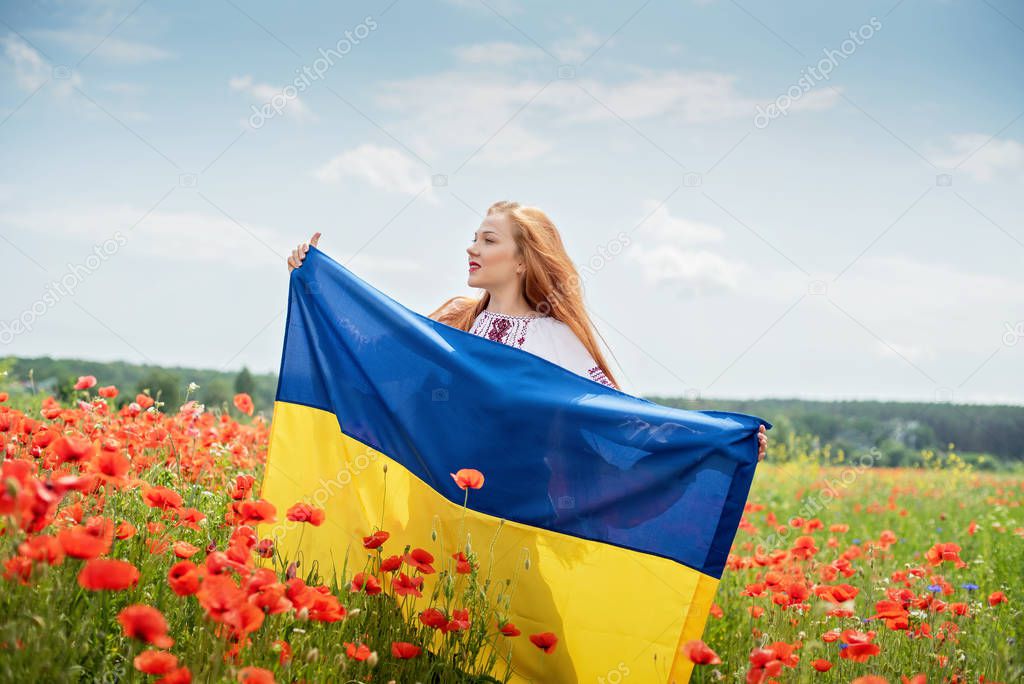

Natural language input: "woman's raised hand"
[287,232,321,272]
[757,424,768,462]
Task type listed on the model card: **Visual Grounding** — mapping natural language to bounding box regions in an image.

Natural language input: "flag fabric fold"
[257,246,771,683]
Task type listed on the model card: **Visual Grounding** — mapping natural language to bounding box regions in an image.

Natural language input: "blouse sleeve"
[530,319,615,388]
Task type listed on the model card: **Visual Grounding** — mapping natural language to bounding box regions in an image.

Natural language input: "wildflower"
[118,605,174,648]
[925,542,967,568]
[58,517,114,559]
[78,558,140,591]
[498,621,521,637]
[233,393,255,416]
[391,642,421,659]
[362,530,390,549]
[74,375,97,390]
[452,551,474,574]
[380,554,402,572]
[350,572,382,595]
[812,659,833,671]
[404,548,435,574]
[988,591,1008,606]
[134,650,178,675]
[420,608,448,630]
[344,642,371,661]
[237,667,274,683]
[450,468,484,490]
[529,632,558,654]
[682,639,721,665]
[392,572,423,598]
[286,503,325,526]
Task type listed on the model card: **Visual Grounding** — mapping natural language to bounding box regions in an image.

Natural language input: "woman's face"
[467,212,522,289]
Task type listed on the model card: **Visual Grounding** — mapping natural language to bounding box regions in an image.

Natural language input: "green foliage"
[3,356,277,416]
[651,396,1024,467]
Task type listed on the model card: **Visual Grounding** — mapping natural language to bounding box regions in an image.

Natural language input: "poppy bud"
[367,651,379,667]
[382,462,388,474]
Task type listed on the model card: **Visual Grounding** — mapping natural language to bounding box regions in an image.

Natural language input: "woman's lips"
[469,262,480,272]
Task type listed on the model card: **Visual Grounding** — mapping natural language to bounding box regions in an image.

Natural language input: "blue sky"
[1,0,1022,404]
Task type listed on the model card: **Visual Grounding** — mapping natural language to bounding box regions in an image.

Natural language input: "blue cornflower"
[852,538,861,544]
[927,584,943,592]
[961,582,979,591]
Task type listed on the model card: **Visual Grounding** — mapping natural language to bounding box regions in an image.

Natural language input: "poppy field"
[0,379,1021,683]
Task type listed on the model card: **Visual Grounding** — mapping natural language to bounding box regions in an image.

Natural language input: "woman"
[288,200,768,460]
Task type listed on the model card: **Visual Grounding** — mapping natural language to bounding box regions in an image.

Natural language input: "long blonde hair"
[429,200,619,389]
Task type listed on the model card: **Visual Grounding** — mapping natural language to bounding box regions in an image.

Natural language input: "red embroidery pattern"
[587,365,613,387]
[468,311,540,350]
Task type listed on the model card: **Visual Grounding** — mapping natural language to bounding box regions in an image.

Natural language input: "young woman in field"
[287,199,768,460]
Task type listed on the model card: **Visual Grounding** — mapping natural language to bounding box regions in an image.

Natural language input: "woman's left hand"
[757,424,768,462]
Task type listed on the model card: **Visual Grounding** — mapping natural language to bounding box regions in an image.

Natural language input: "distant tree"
[203,377,233,411]
[136,370,182,408]
[235,366,255,396]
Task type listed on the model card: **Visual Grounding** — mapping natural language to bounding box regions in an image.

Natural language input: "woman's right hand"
[287,232,321,272]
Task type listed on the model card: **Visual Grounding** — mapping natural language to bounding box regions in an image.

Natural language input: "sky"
[1,0,1022,405]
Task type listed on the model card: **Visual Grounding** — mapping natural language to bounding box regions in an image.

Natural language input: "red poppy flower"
[529,632,558,654]
[682,639,721,665]
[452,551,473,574]
[74,375,97,390]
[925,542,967,568]
[988,591,1007,606]
[344,642,371,661]
[393,572,423,597]
[380,554,402,572]
[58,517,114,559]
[233,393,255,416]
[52,433,96,465]
[420,608,448,629]
[98,385,118,398]
[168,560,200,596]
[134,650,178,675]
[118,605,174,648]
[362,530,389,549]
[286,503,325,526]
[142,486,184,511]
[391,642,421,659]
[78,558,140,591]
[237,667,274,683]
[404,548,435,574]
[172,541,199,559]
[350,572,382,595]
[499,621,521,637]
[236,499,276,525]
[812,658,833,671]
[450,468,484,490]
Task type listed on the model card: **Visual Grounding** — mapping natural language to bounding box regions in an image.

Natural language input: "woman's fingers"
[287,234,321,272]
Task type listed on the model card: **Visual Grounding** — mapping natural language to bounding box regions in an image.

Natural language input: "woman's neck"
[485,289,538,317]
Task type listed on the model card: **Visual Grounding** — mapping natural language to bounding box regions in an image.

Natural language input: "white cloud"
[32,29,172,63]
[314,143,437,203]
[2,34,81,96]
[934,133,1024,183]
[443,0,522,14]
[0,204,286,268]
[638,201,724,244]
[551,28,604,63]
[626,201,746,293]
[229,74,314,121]
[452,41,541,65]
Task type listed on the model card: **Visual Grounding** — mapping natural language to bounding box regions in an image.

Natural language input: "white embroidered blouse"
[466,309,615,388]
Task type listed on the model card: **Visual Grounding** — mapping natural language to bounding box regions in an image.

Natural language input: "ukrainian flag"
[258,246,770,683]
